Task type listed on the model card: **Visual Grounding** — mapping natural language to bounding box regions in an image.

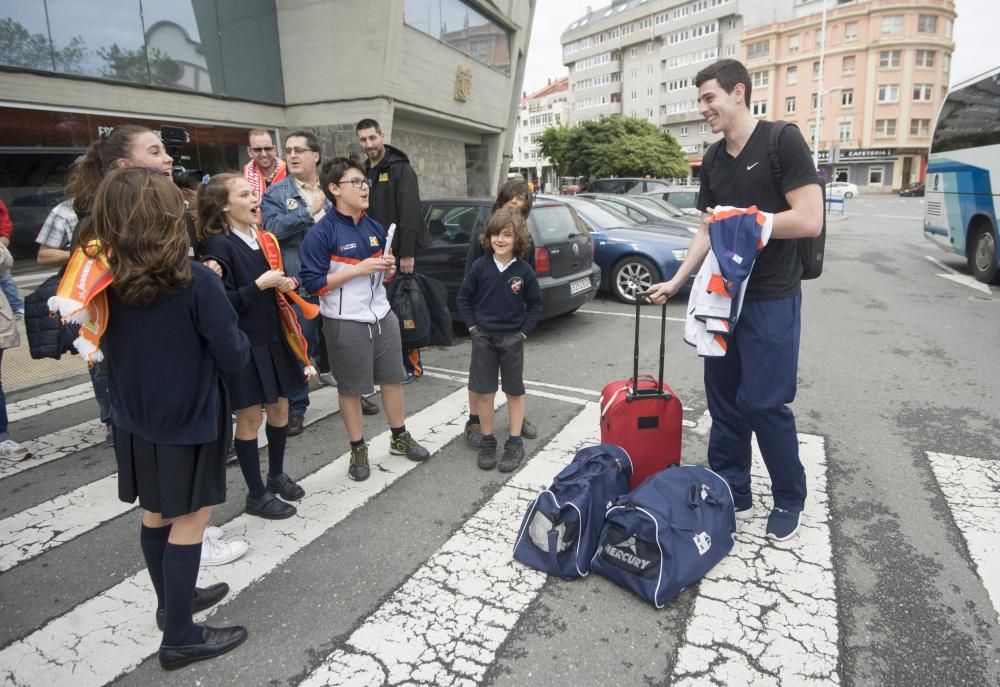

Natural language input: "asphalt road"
[1,195,998,686]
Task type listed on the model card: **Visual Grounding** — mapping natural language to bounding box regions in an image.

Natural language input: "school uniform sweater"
[103,263,250,445]
[457,256,542,335]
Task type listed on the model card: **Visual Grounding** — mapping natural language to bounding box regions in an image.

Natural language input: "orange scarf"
[244,160,287,202]
[48,241,113,364]
[256,230,319,379]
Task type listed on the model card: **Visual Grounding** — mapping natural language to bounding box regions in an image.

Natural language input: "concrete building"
[510,77,570,191]
[0,0,535,262]
[742,0,955,190]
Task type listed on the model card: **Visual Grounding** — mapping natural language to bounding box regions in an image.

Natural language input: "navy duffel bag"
[512,444,632,580]
[590,464,736,607]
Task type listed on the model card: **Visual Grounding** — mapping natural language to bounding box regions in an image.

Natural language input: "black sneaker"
[389,431,430,462]
[349,443,370,481]
[266,472,305,501]
[521,418,538,440]
[765,507,801,542]
[477,435,498,470]
[465,421,483,449]
[498,438,525,473]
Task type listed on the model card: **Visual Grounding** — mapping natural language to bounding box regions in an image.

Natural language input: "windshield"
[528,205,590,240]
[560,198,629,230]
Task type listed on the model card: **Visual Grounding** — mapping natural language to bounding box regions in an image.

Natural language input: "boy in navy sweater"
[457,207,542,472]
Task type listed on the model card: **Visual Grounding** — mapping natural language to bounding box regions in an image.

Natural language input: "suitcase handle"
[630,291,668,400]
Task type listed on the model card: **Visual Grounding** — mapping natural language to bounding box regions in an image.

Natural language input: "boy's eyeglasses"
[333,178,370,189]
[250,146,275,153]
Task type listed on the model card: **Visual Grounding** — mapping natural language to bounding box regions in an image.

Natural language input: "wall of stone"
[391,129,468,199]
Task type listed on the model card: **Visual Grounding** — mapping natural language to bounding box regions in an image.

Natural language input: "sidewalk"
[5,318,90,392]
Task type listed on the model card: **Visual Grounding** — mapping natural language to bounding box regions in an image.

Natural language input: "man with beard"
[243,129,286,204]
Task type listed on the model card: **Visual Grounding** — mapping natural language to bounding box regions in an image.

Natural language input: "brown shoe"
[287,414,305,436]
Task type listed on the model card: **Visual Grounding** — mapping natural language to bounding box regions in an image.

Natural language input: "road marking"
[7,382,93,423]
[424,365,601,398]
[0,389,340,573]
[0,418,108,481]
[924,255,992,295]
[578,308,686,323]
[672,434,839,685]
[12,270,58,290]
[927,451,1000,621]
[865,214,923,221]
[300,402,601,687]
[0,388,473,687]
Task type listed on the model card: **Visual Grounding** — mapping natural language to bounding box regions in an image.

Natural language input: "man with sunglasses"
[243,129,287,203]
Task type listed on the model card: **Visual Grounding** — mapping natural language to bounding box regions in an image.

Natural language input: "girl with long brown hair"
[84,166,251,669]
[197,173,309,519]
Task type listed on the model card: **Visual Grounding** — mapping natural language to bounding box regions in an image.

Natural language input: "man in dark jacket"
[357,118,431,382]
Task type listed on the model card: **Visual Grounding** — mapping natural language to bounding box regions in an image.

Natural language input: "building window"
[647,64,654,75]
[647,42,655,53]
[788,34,800,53]
[680,125,689,137]
[640,17,652,29]
[699,122,708,133]
[785,96,796,113]
[842,55,856,74]
[844,21,858,42]
[623,23,634,35]
[917,15,938,33]
[646,87,653,97]
[787,66,798,84]
[910,118,930,136]
[913,83,933,101]
[630,68,638,78]
[841,88,854,106]
[868,166,884,185]
[838,121,852,141]
[726,44,736,57]
[877,84,899,103]
[631,90,638,100]
[751,100,767,116]
[943,52,951,71]
[811,92,819,110]
[747,40,769,60]
[881,16,903,35]
[630,47,638,57]
[874,119,896,137]
[915,49,936,68]
[404,0,513,74]
[646,108,655,119]
[879,50,901,69]
[752,70,769,88]
[813,61,821,79]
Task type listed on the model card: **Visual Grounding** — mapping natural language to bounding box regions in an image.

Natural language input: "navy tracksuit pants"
[704,292,807,513]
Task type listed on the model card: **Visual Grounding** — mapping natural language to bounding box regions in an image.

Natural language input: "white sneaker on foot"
[201,535,249,566]
[203,526,225,541]
[0,440,32,462]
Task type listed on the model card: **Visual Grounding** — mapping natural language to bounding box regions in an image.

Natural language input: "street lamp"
[813,86,842,169]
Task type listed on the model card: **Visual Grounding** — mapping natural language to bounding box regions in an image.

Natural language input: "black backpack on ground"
[705,121,826,280]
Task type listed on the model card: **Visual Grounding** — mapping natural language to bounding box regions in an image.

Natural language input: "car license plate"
[570,277,591,295]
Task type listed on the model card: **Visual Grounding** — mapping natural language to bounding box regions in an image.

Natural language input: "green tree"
[0,18,84,72]
[537,125,572,177]
[562,115,688,179]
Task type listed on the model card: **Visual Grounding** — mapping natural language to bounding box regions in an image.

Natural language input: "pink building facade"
[742,0,955,191]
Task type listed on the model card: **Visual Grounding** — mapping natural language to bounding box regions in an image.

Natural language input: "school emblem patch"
[285,197,299,210]
[509,276,523,294]
[378,172,389,182]
[369,236,380,247]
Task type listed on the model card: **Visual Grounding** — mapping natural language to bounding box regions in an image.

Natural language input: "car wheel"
[611,256,660,304]
[968,222,999,283]
[843,191,854,199]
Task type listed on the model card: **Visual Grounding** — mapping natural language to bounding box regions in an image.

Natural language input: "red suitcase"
[599,296,682,489]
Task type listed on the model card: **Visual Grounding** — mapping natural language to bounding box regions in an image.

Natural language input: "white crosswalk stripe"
[7,382,94,423]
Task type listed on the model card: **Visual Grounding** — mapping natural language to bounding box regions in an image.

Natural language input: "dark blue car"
[538,195,692,304]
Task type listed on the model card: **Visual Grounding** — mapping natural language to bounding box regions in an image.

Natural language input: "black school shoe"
[498,438,525,473]
[245,491,296,519]
[287,414,305,437]
[158,624,248,670]
[155,583,229,631]
[361,396,380,415]
[267,473,305,501]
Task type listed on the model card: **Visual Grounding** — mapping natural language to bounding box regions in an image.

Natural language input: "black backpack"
[705,121,825,280]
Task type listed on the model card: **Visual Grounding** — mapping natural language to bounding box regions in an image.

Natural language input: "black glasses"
[334,178,369,189]
[250,146,275,153]
[284,146,314,155]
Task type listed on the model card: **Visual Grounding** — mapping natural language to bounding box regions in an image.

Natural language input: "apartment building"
[743,0,955,190]
[510,77,570,191]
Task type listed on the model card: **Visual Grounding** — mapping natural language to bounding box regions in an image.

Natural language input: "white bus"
[923,66,1000,283]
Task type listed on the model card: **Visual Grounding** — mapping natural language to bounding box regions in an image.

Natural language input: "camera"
[160,125,188,162]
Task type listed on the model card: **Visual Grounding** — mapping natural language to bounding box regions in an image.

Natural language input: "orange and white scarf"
[244,159,287,202]
[48,241,113,364]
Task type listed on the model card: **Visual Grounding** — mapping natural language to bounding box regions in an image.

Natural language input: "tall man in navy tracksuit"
[299,157,430,483]
[648,59,824,542]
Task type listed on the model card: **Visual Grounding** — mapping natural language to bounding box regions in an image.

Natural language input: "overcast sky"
[523,0,997,95]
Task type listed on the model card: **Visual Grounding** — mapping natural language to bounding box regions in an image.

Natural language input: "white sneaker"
[0,440,32,462]
[203,526,225,541]
[201,535,249,566]
[318,372,337,387]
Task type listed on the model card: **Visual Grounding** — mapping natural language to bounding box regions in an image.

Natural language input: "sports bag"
[512,444,632,580]
[590,464,736,608]
[386,273,453,348]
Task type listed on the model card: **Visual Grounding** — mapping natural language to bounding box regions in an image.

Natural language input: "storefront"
[816,147,927,192]
[0,105,255,262]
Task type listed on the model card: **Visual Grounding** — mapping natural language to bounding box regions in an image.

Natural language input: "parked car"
[538,194,692,304]
[585,178,670,195]
[419,198,601,321]
[899,182,925,197]
[641,187,701,216]
[628,194,700,227]
[825,181,860,199]
[576,193,697,234]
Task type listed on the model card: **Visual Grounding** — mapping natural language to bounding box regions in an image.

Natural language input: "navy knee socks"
[265,424,287,479]
[140,524,171,610]
[234,438,266,500]
[161,542,204,646]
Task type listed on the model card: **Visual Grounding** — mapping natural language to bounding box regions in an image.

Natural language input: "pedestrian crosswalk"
[0,374,997,685]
